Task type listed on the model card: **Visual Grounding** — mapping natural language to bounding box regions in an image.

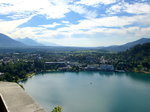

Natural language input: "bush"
[51,106,62,112]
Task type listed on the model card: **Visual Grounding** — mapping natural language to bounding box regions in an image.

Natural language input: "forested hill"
[118,42,150,72]
[125,42,150,58]
[99,38,150,52]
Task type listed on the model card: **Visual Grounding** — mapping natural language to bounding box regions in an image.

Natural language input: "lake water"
[21,72,150,112]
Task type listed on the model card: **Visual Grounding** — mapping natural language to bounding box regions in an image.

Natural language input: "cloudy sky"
[0,0,150,47]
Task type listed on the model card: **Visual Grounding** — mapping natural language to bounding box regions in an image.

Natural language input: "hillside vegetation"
[116,42,150,72]
[0,42,149,82]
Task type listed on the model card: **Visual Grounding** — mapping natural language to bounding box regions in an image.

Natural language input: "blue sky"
[0,0,150,47]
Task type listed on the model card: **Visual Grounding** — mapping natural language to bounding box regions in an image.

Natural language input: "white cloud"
[69,5,98,18]
[34,26,150,47]
[76,0,117,6]
[39,1,70,19]
[106,2,124,14]
[62,21,70,24]
[125,3,150,14]
[134,27,150,37]
[8,14,150,42]
[10,27,46,39]
[0,0,71,19]
[0,0,97,19]
[56,14,150,34]
[39,22,60,28]
[0,0,150,47]
[5,20,150,47]
[0,0,98,20]
[107,2,150,14]
[0,16,32,34]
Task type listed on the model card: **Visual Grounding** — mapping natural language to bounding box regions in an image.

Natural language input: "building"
[85,64,100,71]
[45,62,66,67]
[100,64,114,71]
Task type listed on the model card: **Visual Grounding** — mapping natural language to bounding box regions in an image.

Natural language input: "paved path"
[0,82,45,112]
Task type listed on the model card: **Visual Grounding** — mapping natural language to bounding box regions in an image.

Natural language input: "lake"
[21,72,150,112]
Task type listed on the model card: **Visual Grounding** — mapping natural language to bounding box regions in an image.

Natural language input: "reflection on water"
[21,72,150,112]
[126,72,150,83]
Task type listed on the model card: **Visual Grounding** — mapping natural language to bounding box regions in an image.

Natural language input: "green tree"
[51,106,62,112]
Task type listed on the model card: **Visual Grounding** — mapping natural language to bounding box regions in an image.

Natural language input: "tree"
[51,106,62,112]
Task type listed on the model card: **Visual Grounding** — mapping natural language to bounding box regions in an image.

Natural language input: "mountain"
[99,38,150,52]
[0,33,26,47]
[17,38,43,46]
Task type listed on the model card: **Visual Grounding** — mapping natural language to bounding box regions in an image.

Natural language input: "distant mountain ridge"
[0,33,25,47]
[0,33,149,50]
[16,38,44,46]
[99,38,150,51]
[0,33,59,47]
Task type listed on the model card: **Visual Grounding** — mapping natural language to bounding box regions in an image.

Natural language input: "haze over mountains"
[0,33,59,47]
[16,37,59,46]
[16,38,43,46]
[0,33,150,51]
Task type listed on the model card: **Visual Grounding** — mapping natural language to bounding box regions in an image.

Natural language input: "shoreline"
[16,69,150,83]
